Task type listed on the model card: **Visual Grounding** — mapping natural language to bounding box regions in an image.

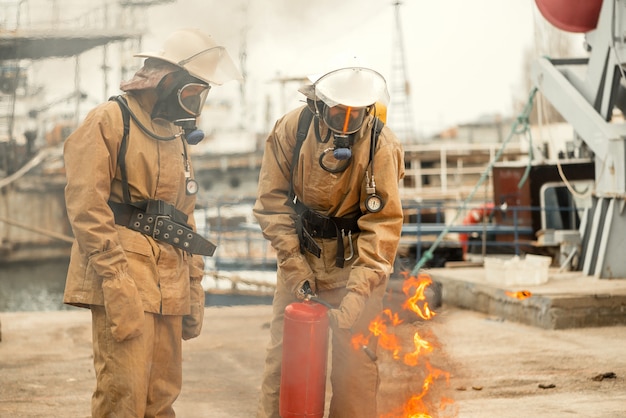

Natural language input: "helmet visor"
[322,104,368,134]
[314,67,390,108]
[178,83,210,116]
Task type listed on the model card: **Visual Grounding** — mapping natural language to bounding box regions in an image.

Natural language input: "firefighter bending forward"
[254,66,405,417]
[63,29,241,417]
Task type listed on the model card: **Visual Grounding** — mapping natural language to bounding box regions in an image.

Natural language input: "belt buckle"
[152,215,171,240]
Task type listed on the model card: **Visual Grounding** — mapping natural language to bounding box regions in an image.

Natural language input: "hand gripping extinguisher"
[279,298,330,418]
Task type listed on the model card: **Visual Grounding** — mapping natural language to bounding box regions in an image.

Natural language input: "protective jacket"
[63,91,204,316]
[253,104,405,299]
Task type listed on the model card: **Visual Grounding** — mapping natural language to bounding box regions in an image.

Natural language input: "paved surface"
[429,266,626,329]
[1,299,625,417]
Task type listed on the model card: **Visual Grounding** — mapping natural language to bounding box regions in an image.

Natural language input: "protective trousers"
[91,306,183,418]
[256,280,386,418]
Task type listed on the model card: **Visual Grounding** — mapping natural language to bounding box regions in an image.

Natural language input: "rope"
[0,148,50,190]
[0,147,73,243]
[0,215,74,243]
[410,87,538,276]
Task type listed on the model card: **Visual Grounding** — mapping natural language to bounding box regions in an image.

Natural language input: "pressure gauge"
[186,178,199,195]
[365,194,384,213]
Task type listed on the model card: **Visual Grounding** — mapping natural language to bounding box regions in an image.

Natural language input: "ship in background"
[0,0,598,305]
[0,0,172,264]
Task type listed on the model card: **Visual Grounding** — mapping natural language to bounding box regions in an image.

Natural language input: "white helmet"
[135,28,242,85]
[313,67,390,108]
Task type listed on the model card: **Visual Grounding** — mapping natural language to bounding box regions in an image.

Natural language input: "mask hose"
[114,96,204,143]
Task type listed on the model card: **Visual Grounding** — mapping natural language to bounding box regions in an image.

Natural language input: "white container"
[484,254,551,286]
[523,254,552,285]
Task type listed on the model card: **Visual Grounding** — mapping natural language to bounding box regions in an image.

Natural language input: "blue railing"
[400,201,580,263]
[195,199,580,271]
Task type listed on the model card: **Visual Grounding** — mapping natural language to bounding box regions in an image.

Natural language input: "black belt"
[301,209,360,239]
[290,198,360,268]
[108,200,216,257]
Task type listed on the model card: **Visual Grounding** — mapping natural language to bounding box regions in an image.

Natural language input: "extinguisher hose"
[307,296,378,362]
[308,296,333,309]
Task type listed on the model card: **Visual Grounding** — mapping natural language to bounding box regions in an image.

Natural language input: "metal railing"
[400,200,581,267]
[196,199,577,270]
[194,198,276,272]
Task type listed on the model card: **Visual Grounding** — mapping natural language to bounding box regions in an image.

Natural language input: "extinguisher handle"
[308,296,334,310]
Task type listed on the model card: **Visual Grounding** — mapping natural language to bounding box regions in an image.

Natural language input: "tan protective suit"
[254,105,405,417]
[63,91,205,417]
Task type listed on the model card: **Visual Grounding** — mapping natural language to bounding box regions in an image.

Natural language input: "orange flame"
[402,273,436,320]
[353,272,453,417]
[403,330,433,367]
[352,309,404,359]
[505,290,532,300]
[400,363,450,417]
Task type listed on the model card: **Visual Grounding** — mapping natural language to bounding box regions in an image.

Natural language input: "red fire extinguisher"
[279,300,330,418]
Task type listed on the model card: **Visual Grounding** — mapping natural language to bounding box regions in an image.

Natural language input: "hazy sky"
[30,0,586,139]
[142,0,567,136]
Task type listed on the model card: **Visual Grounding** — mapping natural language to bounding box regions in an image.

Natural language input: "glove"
[294,279,316,301]
[102,271,145,342]
[328,291,366,330]
[278,252,316,300]
[182,277,205,340]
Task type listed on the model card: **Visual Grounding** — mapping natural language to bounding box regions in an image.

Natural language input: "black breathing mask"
[331,134,354,160]
[174,118,205,145]
[316,102,368,173]
[318,132,355,173]
[152,70,210,144]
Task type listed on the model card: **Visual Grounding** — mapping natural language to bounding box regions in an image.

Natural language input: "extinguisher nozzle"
[362,345,378,362]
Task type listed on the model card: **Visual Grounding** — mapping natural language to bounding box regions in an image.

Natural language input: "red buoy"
[280,301,330,418]
[535,0,603,33]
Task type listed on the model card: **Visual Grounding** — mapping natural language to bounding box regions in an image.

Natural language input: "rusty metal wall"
[0,174,72,262]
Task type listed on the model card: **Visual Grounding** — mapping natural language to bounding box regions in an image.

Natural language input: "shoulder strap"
[288,107,314,203]
[293,106,314,167]
[110,95,132,203]
[372,117,384,140]
[369,116,384,167]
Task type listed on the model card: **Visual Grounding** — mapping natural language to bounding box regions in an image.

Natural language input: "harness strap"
[107,96,215,256]
[287,107,383,268]
[292,198,360,268]
[111,96,132,203]
[288,107,314,203]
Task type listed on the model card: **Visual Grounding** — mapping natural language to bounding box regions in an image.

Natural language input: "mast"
[387,0,418,144]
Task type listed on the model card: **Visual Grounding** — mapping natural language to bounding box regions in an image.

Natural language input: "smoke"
[17,0,546,141]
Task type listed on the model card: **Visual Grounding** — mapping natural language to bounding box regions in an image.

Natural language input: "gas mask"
[323,104,368,136]
[303,66,389,210]
[317,103,368,172]
[323,104,367,158]
[152,70,210,144]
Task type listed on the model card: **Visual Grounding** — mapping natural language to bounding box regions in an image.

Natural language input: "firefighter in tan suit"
[63,29,241,417]
[254,67,405,417]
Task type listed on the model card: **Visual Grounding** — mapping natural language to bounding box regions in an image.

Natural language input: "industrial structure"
[531,0,626,278]
[1,0,625,289]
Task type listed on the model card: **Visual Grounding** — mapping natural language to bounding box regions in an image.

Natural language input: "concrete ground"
[429,265,626,329]
[1,299,624,417]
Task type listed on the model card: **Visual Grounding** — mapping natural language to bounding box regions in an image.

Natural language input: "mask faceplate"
[152,71,209,122]
[322,104,367,134]
[178,83,210,116]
